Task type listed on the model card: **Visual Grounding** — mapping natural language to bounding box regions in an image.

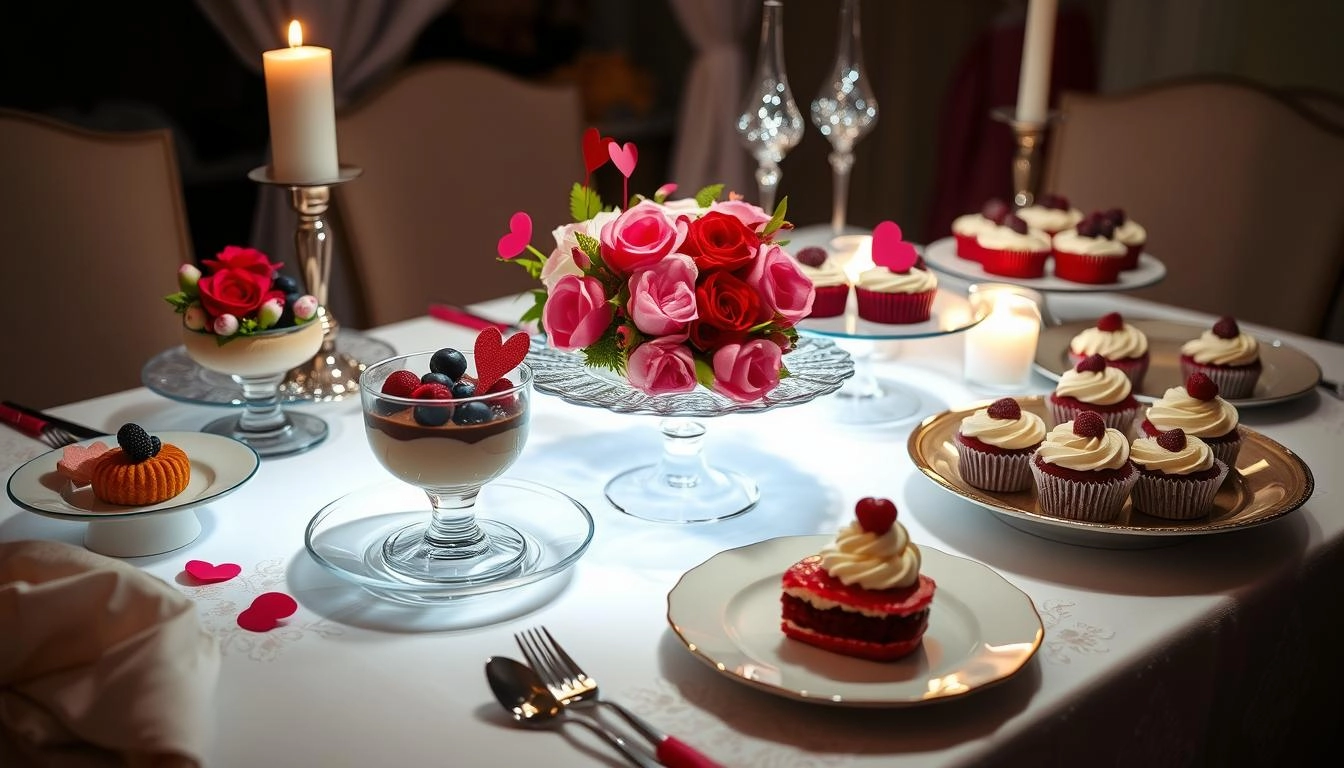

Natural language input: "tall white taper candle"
[1015,0,1058,124]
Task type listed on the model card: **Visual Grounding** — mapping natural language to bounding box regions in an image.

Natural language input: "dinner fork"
[515,627,723,768]
[0,405,82,449]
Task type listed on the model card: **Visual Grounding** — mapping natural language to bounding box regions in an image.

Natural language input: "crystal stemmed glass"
[810,0,879,238]
[736,0,804,213]
[361,351,533,583]
[181,319,329,457]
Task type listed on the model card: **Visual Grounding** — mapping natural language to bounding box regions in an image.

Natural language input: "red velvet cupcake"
[1140,372,1243,469]
[955,397,1047,492]
[854,223,937,324]
[1030,411,1138,523]
[1130,428,1229,520]
[1101,208,1146,270]
[1051,212,1127,285]
[794,246,850,318]
[950,198,1010,263]
[1067,312,1150,390]
[1178,316,1262,400]
[976,213,1052,279]
[1048,354,1142,436]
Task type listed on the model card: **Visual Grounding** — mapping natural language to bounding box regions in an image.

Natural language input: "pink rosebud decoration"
[543,275,614,351]
[655,183,678,199]
[626,339,698,396]
[746,243,815,325]
[711,339,782,403]
[293,295,319,321]
[257,298,284,329]
[599,200,688,275]
[627,254,698,338]
[213,313,240,336]
[177,263,201,292]
[183,304,207,331]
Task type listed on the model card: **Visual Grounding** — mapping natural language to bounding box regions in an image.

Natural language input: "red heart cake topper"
[581,127,614,174]
[496,212,533,260]
[474,327,530,392]
[184,559,241,583]
[608,141,638,178]
[871,221,919,272]
[237,592,298,633]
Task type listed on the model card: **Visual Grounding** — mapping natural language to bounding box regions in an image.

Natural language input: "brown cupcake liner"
[1132,460,1228,519]
[1030,462,1137,522]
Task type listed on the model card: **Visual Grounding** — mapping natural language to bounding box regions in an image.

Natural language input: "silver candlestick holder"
[991,108,1058,209]
[250,165,364,402]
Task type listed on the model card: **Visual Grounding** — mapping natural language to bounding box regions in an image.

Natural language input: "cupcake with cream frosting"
[1015,192,1084,236]
[1140,372,1243,469]
[1100,208,1146,270]
[1051,212,1128,284]
[951,198,1010,262]
[1179,316,1261,399]
[854,221,937,324]
[1068,312,1150,388]
[1129,428,1228,519]
[1030,411,1137,522]
[1048,354,1142,436]
[794,246,850,318]
[955,397,1047,492]
[976,213,1052,279]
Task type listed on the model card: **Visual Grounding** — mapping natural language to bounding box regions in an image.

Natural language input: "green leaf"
[763,196,788,236]
[693,184,724,208]
[570,182,603,221]
[164,292,193,312]
[581,328,627,375]
[500,253,545,280]
[693,356,716,390]
[519,289,547,325]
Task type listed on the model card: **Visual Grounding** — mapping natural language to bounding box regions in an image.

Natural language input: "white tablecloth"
[2,290,1342,767]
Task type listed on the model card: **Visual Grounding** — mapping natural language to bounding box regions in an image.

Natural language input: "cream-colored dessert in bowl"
[365,407,529,490]
[182,318,323,376]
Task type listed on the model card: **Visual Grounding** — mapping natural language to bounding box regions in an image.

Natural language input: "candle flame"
[288,20,303,48]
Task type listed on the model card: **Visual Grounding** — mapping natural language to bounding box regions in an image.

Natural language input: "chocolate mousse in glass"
[360,349,532,583]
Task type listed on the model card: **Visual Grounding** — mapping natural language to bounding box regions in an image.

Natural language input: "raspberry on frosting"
[1072,411,1106,438]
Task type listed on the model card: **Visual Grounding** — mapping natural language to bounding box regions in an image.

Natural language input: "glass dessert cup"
[361,351,533,584]
[181,320,328,457]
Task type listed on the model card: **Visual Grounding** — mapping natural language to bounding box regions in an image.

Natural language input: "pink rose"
[627,254,698,339]
[626,339,698,396]
[542,275,614,351]
[711,339,783,402]
[708,199,772,232]
[599,200,687,275]
[746,244,815,325]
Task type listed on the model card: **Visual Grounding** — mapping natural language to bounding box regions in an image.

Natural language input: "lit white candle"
[964,295,1041,389]
[1015,0,1058,124]
[262,20,339,183]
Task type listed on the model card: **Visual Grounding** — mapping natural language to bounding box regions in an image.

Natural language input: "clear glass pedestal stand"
[604,418,760,524]
[828,339,926,426]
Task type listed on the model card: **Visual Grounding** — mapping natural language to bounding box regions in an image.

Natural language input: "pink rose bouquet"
[498,129,815,402]
[165,245,320,343]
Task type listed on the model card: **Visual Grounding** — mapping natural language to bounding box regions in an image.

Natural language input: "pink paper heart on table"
[473,327,531,392]
[184,559,241,583]
[608,141,638,178]
[581,127,613,173]
[237,592,298,633]
[496,211,533,259]
[871,220,919,272]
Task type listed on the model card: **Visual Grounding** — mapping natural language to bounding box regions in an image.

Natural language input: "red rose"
[692,271,765,354]
[203,245,282,278]
[688,320,747,352]
[680,211,758,272]
[197,268,281,319]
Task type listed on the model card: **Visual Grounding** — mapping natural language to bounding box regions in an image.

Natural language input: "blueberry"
[430,348,468,381]
[452,401,493,425]
[413,404,451,426]
[451,380,477,399]
[272,274,301,294]
[421,371,454,387]
[277,291,302,327]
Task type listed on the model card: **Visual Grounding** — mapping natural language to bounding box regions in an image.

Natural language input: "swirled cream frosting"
[1145,387,1240,437]
[856,266,937,294]
[799,258,849,288]
[1016,205,1083,233]
[1035,420,1132,471]
[1113,219,1147,247]
[1053,365,1133,405]
[818,519,921,590]
[977,226,1051,252]
[959,407,1047,450]
[1180,330,1260,366]
[1053,229,1127,257]
[1069,324,1149,359]
[1130,435,1216,475]
[952,213,997,237]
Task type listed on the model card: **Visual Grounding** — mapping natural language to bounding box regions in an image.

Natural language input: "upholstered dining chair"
[333,62,584,327]
[0,109,192,408]
[1041,78,1344,338]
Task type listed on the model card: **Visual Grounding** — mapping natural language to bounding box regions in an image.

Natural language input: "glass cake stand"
[526,336,854,524]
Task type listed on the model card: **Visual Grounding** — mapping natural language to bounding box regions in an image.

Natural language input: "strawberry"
[1186,372,1219,401]
[1076,353,1108,373]
[1097,312,1124,332]
[410,382,452,400]
[855,497,897,535]
[987,397,1021,420]
[381,369,421,398]
[1212,316,1240,339]
[1157,428,1187,452]
[1072,411,1106,438]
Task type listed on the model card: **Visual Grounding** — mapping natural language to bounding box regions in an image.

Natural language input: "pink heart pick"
[581,127,613,174]
[871,220,919,272]
[496,212,533,259]
[473,327,530,392]
[184,559,241,583]
[237,592,298,633]
[608,141,638,178]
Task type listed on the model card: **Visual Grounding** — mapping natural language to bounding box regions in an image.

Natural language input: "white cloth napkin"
[0,540,220,767]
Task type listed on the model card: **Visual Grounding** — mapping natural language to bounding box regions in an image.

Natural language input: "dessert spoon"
[485,656,658,768]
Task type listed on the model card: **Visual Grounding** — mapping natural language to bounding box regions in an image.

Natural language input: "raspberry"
[855,497,897,535]
[986,397,1021,420]
[1076,354,1108,374]
[381,370,421,398]
[1157,428,1187,452]
[1072,411,1106,438]
[1097,312,1124,332]
[795,246,827,268]
[411,382,452,400]
[485,377,514,394]
[1039,193,1070,210]
[116,423,157,462]
[1212,316,1240,339]
[1186,372,1219,401]
[1103,208,1126,226]
[1004,213,1028,235]
[981,198,1010,224]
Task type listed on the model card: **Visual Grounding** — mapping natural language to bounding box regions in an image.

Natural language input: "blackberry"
[116,423,158,462]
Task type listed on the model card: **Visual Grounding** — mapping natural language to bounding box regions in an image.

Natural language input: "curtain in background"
[667,0,753,199]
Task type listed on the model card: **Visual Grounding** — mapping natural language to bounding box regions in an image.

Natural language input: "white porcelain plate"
[666,535,1042,707]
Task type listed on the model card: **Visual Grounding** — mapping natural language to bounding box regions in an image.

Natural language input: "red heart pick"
[496,211,533,259]
[871,220,919,272]
[473,327,530,392]
[855,497,898,535]
[582,127,613,174]
[236,592,298,633]
[184,559,241,583]
[608,141,638,178]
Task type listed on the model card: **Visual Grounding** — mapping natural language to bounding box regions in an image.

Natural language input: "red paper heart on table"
[184,559,241,583]
[473,327,530,392]
[496,211,533,259]
[871,220,919,272]
[237,592,298,633]
[582,127,613,173]
[608,141,638,178]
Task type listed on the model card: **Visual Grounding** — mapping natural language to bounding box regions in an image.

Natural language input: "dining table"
[2,282,1342,767]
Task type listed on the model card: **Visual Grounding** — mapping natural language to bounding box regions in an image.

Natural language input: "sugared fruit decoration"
[1157,428,1187,452]
[1072,411,1106,438]
[987,397,1022,421]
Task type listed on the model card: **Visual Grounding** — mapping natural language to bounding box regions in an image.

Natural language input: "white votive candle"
[262,20,339,183]
[965,295,1041,389]
[1015,0,1058,124]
